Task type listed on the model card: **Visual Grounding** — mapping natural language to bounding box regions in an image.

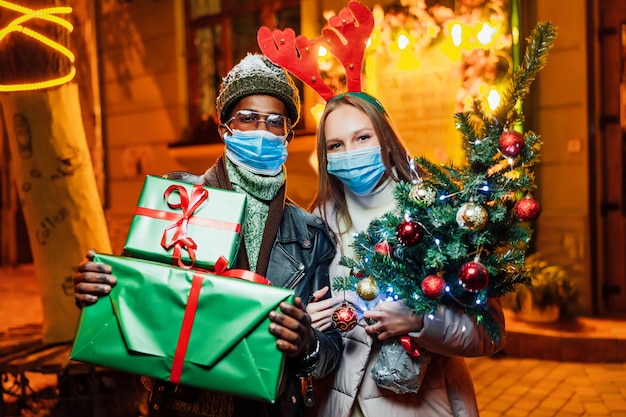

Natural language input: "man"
[74,54,342,417]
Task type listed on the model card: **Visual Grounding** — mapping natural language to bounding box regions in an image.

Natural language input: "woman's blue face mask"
[326,146,386,195]
[223,129,288,176]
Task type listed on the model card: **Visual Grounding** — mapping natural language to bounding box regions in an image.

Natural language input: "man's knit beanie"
[216,54,301,126]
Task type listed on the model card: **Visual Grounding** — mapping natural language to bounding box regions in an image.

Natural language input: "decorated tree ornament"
[487,158,511,176]
[498,130,525,157]
[503,168,523,180]
[458,261,489,292]
[356,276,379,300]
[396,219,424,246]
[374,240,393,257]
[421,275,446,299]
[514,197,542,221]
[331,302,358,332]
[409,183,437,206]
[351,269,365,279]
[456,202,489,230]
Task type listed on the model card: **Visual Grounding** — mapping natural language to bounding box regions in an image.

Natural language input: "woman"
[306,92,505,417]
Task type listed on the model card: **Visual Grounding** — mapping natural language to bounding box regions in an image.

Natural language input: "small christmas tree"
[334,22,557,343]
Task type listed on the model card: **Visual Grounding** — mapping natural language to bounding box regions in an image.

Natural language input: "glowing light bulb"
[318,45,328,57]
[397,33,410,50]
[477,23,496,46]
[487,89,501,111]
[310,103,325,126]
[451,23,463,46]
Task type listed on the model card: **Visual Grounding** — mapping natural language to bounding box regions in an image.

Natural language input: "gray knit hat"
[216,54,301,126]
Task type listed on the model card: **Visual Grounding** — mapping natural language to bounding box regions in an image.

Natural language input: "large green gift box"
[70,253,293,402]
[124,175,246,270]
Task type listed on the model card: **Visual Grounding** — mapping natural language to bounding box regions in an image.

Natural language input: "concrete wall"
[524,0,592,314]
[97,0,188,253]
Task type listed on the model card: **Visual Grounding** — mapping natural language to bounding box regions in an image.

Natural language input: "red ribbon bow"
[161,184,208,269]
[400,336,422,358]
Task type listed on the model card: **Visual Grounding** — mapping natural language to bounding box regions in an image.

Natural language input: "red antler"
[322,1,374,93]
[257,26,335,101]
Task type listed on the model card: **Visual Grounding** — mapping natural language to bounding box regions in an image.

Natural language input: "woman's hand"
[73,249,117,306]
[363,301,423,340]
[306,287,346,331]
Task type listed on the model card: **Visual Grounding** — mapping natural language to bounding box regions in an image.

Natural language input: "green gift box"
[124,175,246,269]
[70,253,293,402]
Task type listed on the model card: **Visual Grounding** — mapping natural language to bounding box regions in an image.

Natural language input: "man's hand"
[268,296,316,358]
[74,249,117,306]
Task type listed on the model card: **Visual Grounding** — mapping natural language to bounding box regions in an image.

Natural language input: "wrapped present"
[70,253,293,402]
[124,175,246,269]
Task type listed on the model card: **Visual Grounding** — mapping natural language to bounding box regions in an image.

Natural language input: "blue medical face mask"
[327,146,386,195]
[223,129,288,176]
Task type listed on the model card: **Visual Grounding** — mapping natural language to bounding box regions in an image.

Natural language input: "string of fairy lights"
[0,1,75,92]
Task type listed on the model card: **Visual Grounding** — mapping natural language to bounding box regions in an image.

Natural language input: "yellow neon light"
[0,1,75,92]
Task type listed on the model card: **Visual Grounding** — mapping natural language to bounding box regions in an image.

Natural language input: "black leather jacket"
[154,169,343,417]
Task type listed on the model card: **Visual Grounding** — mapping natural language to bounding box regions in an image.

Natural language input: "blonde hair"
[309,94,413,232]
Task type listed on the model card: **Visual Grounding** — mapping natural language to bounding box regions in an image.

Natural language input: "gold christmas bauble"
[356,276,379,300]
[456,202,489,230]
[409,184,437,206]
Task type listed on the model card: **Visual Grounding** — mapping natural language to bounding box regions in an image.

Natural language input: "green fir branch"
[494,21,557,128]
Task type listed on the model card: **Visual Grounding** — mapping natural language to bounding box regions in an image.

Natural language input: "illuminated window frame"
[184,0,301,145]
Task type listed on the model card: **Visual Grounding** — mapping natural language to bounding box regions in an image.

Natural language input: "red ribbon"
[212,256,272,286]
[400,336,422,357]
[135,207,243,231]
[168,264,270,384]
[170,272,204,384]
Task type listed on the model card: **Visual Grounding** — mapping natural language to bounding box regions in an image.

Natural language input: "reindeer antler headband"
[257,0,375,103]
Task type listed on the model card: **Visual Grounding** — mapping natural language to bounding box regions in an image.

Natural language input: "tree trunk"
[0,1,111,344]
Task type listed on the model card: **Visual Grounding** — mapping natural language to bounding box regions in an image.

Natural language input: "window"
[185,0,301,145]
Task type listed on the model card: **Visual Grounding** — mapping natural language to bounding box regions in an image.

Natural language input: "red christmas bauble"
[458,261,489,292]
[374,240,393,257]
[514,197,542,221]
[351,269,365,279]
[331,302,358,332]
[498,131,525,157]
[421,275,446,299]
[396,220,423,246]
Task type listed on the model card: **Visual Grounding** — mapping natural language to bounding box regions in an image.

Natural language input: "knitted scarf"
[207,156,285,276]
[225,158,285,272]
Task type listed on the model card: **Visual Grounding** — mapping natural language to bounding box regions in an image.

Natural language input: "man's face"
[219,95,290,139]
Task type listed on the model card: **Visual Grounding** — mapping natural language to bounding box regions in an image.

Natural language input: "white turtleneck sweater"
[317,177,398,294]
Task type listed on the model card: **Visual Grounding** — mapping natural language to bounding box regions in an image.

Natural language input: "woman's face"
[324,105,380,154]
